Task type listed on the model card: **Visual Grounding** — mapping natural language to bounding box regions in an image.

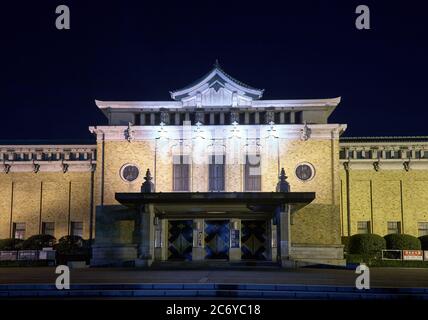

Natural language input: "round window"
[295,163,315,181]
[120,164,139,182]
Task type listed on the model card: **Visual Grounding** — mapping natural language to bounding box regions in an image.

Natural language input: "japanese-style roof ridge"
[170,61,264,98]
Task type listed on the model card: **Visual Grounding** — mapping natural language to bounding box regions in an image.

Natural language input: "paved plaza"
[0,267,427,288]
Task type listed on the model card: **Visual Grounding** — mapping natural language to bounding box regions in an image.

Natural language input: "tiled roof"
[340,136,428,143]
[170,61,264,94]
[0,139,96,146]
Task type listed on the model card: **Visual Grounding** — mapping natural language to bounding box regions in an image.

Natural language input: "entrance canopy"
[115,192,315,219]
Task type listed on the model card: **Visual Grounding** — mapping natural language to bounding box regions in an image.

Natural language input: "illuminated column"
[134,204,155,267]
[135,170,155,267]
[262,122,279,191]
[155,124,172,192]
[275,168,294,267]
[226,123,242,192]
[192,219,205,260]
[192,122,208,192]
[229,219,241,261]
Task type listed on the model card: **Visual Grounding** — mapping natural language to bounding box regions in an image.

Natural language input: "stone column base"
[192,247,205,261]
[134,258,153,267]
[91,244,137,267]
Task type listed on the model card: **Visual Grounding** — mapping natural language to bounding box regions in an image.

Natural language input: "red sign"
[403,250,423,261]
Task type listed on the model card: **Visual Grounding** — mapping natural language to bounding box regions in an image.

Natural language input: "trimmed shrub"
[55,235,89,255]
[341,236,350,253]
[0,238,24,250]
[348,234,386,255]
[22,234,56,250]
[419,235,428,250]
[384,234,421,250]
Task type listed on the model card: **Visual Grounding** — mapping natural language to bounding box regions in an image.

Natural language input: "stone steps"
[1,283,428,299]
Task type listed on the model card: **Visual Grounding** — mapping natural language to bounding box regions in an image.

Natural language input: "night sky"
[1,0,427,140]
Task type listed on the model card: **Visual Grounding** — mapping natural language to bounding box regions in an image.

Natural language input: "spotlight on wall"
[156,122,168,140]
[229,121,241,139]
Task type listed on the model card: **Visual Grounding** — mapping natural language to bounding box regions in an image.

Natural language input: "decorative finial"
[276,168,290,192]
[214,59,220,68]
[141,168,155,193]
[144,169,152,181]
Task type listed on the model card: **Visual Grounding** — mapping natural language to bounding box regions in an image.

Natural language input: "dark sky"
[1,0,427,140]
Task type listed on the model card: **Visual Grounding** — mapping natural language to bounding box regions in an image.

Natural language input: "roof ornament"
[33,161,40,173]
[276,168,290,192]
[3,163,11,174]
[214,59,221,68]
[300,121,311,141]
[403,161,410,172]
[141,168,155,193]
[125,122,134,142]
[373,161,380,172]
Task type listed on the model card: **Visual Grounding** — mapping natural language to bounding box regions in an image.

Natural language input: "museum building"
[1,64,428,266]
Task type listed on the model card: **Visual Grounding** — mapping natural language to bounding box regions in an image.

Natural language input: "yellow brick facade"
[340,169,428,237]
[0,172,92,240]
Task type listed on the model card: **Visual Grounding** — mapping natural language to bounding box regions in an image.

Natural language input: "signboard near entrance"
[231,229,240,248]
[403,250,423,261]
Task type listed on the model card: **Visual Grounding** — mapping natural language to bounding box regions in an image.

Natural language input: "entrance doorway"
[241,220,267,260]
[205,220,230,259]
[168,220,193,261]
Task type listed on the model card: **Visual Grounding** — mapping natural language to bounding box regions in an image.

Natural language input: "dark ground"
[0,267,427,288]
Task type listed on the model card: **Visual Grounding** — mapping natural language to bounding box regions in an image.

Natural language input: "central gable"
[170,62,264,108]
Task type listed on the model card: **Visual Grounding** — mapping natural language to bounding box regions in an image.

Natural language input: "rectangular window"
[71,221,83,238]
[211,113,218,125]
[239,113,245,124]
[13,223,26,240]
[209,155,225,191]
[42,222,55,237]
[173,155,190,191]
[249,112,256,124]
[134,113,141,125]
[418,222,428,237]
[357,221,371,234]
[387,221,401,235]
[294,111,303,124]
[259,111,266,124]
[244,154,261,191]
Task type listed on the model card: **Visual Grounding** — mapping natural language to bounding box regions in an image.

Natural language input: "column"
[229,219,241,261]
[277,205,293,268]
[192,219,205,260]
[154,217,163,261]
[134,204,155,267]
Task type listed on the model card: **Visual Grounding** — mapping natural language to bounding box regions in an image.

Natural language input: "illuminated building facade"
[1,64,427,266]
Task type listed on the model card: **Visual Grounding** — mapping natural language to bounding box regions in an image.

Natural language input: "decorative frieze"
[0,144,96,173]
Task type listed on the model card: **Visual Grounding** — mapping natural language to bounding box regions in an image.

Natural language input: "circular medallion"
[295,163,315,181]
[120,164,139,182]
